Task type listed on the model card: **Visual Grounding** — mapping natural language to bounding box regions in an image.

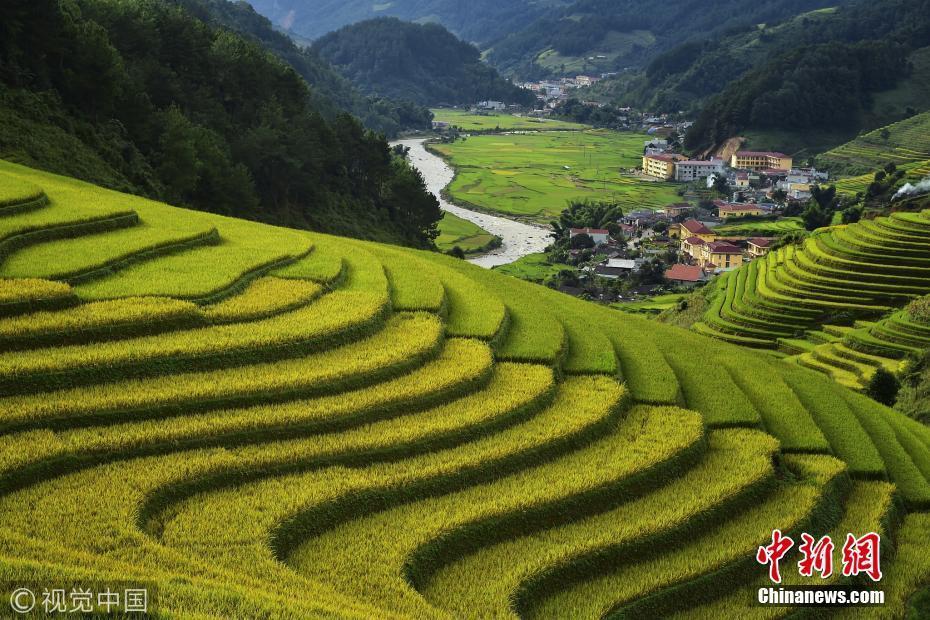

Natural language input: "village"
[548,144,830,306]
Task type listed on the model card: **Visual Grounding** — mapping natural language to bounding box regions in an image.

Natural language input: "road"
[393,138,551,268]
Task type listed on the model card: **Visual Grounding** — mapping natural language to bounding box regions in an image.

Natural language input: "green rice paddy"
[431,131,682,222]
[435,212,497,254]
[431,109,587,132]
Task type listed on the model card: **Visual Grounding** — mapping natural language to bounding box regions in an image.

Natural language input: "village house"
[715,201,766,220]
[747,237,775,258]
[664,264,707,287]
[477,100,506,111]
[661,203,693,218]
[672,219,716,241]
[570,227,610,245]
[674,158,726,182]
[734,172,750,189]
[730,151,793,172]
[681,236,706,260]
[699,241,744,271]
[642,153,685,180]
[595,258,643,279]
[622,209,661,229]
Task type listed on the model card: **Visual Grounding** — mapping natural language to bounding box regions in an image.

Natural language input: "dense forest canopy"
[0,0,442,248]
[311,18,537,107]
[172,0,432,137]
[684,0,930,151]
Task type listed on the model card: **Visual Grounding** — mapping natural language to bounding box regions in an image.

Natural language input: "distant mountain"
[484,0,847,80]
[683,0,930,153]
[244,0,556,44]
[172,0,432,137]
[311,18,536,107]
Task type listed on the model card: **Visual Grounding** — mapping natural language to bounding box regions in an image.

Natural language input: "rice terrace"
[3,0,930,617]
[0,152,928,617]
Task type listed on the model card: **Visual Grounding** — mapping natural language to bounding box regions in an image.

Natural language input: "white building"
[674,158,726,182]
[477,101,506,111]
[569,227,610,245]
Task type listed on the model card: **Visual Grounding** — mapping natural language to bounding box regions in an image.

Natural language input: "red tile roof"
[681,219,713,235]
[707,241,743,254]
[684,236,706,246]
[749,237,774,248]
[665,264,704,282]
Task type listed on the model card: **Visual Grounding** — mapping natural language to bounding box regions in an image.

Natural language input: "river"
[393,138,551,268]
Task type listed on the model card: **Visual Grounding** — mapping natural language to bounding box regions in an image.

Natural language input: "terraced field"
[835,159,930,197]
[819,111,930,176]
[430,131,682,221]
[1,159,929,618]
[712,217,804,237]
[694,214,930,351]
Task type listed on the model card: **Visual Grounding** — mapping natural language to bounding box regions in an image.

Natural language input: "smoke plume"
[894,176,930,201]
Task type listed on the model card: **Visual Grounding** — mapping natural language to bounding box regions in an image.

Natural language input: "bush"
[866,368,901,406]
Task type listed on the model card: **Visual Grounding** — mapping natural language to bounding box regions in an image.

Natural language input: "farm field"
[430,130,682,222]
[430,109,587,132]
[712,217,804,237]
[492,252,570,283]
[0,158,928,618]
[692,208,930,349]
[613,293,687,314]
[818,110,930,177]
[835,159,930,197]
[690,197,930,400]
[435,211,497,254]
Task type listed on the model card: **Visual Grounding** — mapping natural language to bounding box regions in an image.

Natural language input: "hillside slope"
[312,18,535,107]
[0,0,440,247]
[245,0,554,44]
[0,159,928,617]
[819,110,930,177]
[683,0,930,153]
[171,0,433,137]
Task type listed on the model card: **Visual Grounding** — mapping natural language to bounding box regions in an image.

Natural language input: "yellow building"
[674,219,716,242]
[642,153,683,180]
[730,151,793,171]
[747,237,774,258]
[717,204,766,220]
[700,241,744,270]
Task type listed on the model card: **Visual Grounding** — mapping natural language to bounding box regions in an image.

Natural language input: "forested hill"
[172,0,432,137]
[312,18,536,107]
[245,0,549,45]
[683,0,930,153]
[0,0,441,249]
[484,0,845,79]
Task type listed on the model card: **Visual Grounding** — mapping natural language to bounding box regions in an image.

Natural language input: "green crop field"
[435,212,497,254]
[835,159,930,197]
[431,130,683,222]
[0,158,928,618]
[613,293,687,314]
[691,208,930,399]
[818,110,930,177]
[712,217,804,237]
[492,252,570,283]
[431,109,588,132]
